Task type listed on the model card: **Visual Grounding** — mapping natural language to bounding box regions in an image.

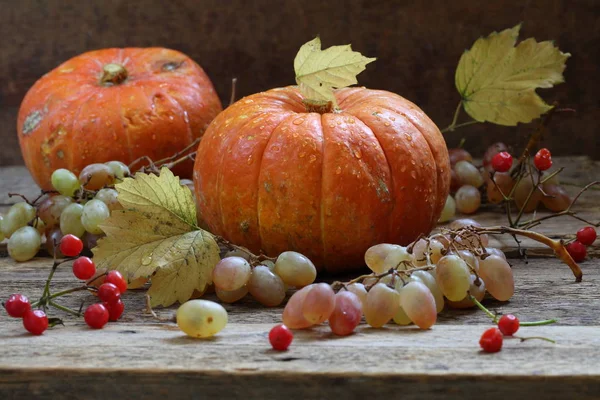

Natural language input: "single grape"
[105,161,130,180]
[59,203,86,238]
[8,226,41,262]
[450,169,461,192]
[534,148,552,171]
[480,327,503,353]
[51,169,81,196]
[216,285,248,303]
[486,172,515,204]
[364,283,400,328]
[454,161,484,188]
[38,195,73,228]
[482,142,509,171]
[269,324,293,351]
[435,255,471,301]
[576,226,597,246]
[0,214,5,242]
[541,184,571,212]
[393,306,412,326]
[410,270,444,313]
[22,309,49,335]
[455,250,479,272]
[1,202,36,238]
[83,231,104,250]
[84,303,110,329]
[365,243,401,273]
[514,177,543,213]
[328,291,363,336]
[223,248,251,261]
[274,251,317,287]
[446,274,486,309]
[260,260,276,272]
[44,227,64,257]
[455,185,481,214]
[282,285,314,329]
[81,199,110,234]
[449,218,489,247]
[381,246,412,271]
[478,255,514,301]
[483,247,506,260]
[399,281,437,329]
[79,163,116,190]
[438,195,456,223]
[104,299,125,321]
[95,188,122,212]
[72,257,96,280]
[448,148,473,166]
[247,266,286,307]
[302,283,335,324]
[346,283,367,307]
[212,257,252,291]
[4,294,31,318]
[59,234,83,257]
[176,299,228,338]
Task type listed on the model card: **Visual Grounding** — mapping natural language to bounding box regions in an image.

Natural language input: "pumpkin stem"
[100,63,128,86]
[302,99,334,114]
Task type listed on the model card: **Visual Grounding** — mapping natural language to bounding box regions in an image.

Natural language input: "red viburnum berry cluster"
[565,226,597,262]
[2,235,127,334]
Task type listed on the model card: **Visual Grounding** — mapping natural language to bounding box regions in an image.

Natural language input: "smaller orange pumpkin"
[18,48,222,189]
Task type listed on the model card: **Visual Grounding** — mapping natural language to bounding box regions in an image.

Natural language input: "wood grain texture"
[1,0,599,166]
[0,160,599,399]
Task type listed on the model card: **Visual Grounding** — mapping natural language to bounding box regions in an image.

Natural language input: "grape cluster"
[211,249,317,306]
[274,218,512,336]
[0,161,130,263]
[439,145,571,221]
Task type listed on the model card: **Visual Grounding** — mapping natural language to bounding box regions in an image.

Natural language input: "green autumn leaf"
[294,37,376,106]
[455,24,570,126]
[92,168,220,307]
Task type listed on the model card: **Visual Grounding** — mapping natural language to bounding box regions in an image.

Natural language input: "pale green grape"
[381,246,412,271]
[274,251,317,287]
[33,217,46,234]
[38,195,73,228]
[212,257,252,291]
[261,260,276,272]
[399,281,437,329]
[364,283,400,328]
[455,185,481,214]
[94,188,122,212]
[105,161,130,180]
[302,283,335,324]
[447,274,486,309]
[79,163,115,190]
[454,160,484,188]
[0,214,4,241]
[365,243,400,273]
[1,202,36,238]
[81,200,110,234]
[51,169,81,197]
[176,299,228,338]
[438,195,456,223]
[346,283,367,306]
[247,266,286,307]
[412,239,445,266]
[478,255,514,301]
[411,270,444,313]
[483,247,506,260]
[216,286,248,303]
[393,306,412,326]
[435,255,471,301]
[8,226,41,262]
[456,250,479,272]
[60,203,86,238]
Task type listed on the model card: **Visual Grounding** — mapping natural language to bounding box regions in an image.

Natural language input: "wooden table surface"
[1,158,599,400]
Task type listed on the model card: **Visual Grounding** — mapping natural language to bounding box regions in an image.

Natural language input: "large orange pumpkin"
[194,86,450,272]
[18,48,222,189]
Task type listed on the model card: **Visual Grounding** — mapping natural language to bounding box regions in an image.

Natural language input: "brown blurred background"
[1,0,598,166]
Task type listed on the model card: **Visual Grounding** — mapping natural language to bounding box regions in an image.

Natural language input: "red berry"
[576,227,597,246]
[97,283,121,303]
[72,257,96,280]
[22,309,49,335]
[269,324,294,351]
[59,234,84,257]
[4,294,31,318]
[566,241,587,262]
[84,303,109,329]
[104,299,125,321]
[534,148,552,171]
[479,327,503,353]
[491,152,513,173]
[498,314,520,336]
[106,271,127,294]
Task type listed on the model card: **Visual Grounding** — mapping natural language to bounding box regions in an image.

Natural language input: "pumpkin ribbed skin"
[194,86,450,273]
[18,48,222,189]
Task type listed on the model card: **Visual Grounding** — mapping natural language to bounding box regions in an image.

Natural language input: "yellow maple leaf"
[92,168,220,307]
[455,24,570,126]
[294,37,376,106]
